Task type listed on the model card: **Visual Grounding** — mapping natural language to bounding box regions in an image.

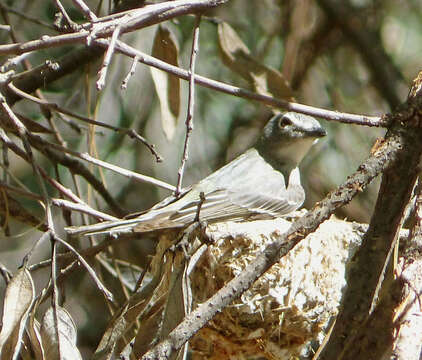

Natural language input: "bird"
[66,112,326,236]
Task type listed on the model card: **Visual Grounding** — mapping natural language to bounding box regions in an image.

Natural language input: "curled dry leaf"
[28,315,44,360]
[40,306,82,360]
[0,267,35,360]
[151,25,181,140]
[218,22,294,101]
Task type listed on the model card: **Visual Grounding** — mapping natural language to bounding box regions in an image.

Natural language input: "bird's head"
[255,112,327,174]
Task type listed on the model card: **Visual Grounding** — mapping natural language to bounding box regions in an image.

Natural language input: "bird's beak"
[312,127,327,138]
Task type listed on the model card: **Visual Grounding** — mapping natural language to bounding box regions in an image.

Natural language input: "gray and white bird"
[66,112,326,236]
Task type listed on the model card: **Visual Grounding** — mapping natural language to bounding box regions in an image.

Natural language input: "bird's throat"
[256,137,315,179]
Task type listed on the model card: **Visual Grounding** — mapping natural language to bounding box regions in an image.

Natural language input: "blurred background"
[0,0,421,356]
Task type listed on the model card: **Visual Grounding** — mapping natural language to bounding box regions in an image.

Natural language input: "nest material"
[189,216,363,359]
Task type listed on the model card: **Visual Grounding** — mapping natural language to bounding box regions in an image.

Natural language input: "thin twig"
[96,25,121,91]
[53,0,78,30]
[0,5,55,30]
[70,0,98,21]
[175,15,201,196]
[29,234,131,272]
[1,10,383,128]
[26,133,174,191]
[0,53,33,72]
[101,39,385,127]
[0,182,117,221]
[0,0,227,55]
[0,24,10,31]
[52,198,118,221]
[53,234,115,303]
[0,262,12,284]
[1,133,10,235]
[121,55,139,89]
[7,82,163,162]
[50,232,62,358]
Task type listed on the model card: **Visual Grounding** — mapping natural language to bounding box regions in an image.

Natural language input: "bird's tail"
[65,205,184,236]
[65,217,145,236]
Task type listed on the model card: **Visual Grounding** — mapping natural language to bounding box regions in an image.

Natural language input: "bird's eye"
[278,115,293,128]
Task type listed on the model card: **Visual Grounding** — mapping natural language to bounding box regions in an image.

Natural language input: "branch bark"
[319,72,422,360]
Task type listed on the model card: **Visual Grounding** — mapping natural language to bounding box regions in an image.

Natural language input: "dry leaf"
[94,248,172,359]
[151,25,181,140]
[40,306,82,360]
[218,22,294,101]
[27,316,45,360]
[0,267,35,360]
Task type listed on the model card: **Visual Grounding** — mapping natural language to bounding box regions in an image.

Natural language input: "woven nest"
[188,216,363,359]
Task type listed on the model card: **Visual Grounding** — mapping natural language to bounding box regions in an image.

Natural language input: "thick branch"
[319,76,422,360]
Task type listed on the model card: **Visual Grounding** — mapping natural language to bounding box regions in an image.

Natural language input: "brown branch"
[26,134,174,191]
[0,0,228,56]
[96,25,122,91]
[0,127,126,216]
[53,0,78,30]
[70,0,98,21]
[53,234,115,303]
[7,82,163,162]
[102,38,384,127]
[319,75,422,360]
[175,15,201,196]
[0,5,383,128]
[121,55,139,89]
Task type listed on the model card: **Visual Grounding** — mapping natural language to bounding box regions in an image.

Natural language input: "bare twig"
[0,0,228,56]
[29,233,134,272]
[0,1,381,127]
[0,182,117,221]
[1,22,382,128]
[7,82,163,162]
[100,39,385,127]
[0,4,55,30]
[53,0,79,31]
[27,134,174,191]
[71,0,98,21]
[175,15,201,196]
[1,53,33,72]
[0,262,12,284]
[53,198,118,221]
[73,150,173,191]
[0,24,10,32]
[96,25,121,91]
[50,232,62,358]
[0,126,126,216]
[53,234,115,303]
[121,55,139,89]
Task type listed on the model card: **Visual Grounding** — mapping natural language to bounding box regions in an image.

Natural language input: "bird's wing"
[167,149,304,224]
[66,149,304,235]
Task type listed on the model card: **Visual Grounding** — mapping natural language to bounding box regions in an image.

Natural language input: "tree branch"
[319,72,422,360]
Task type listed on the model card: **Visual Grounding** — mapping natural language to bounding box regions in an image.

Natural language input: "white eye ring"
[278,115,293,128]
